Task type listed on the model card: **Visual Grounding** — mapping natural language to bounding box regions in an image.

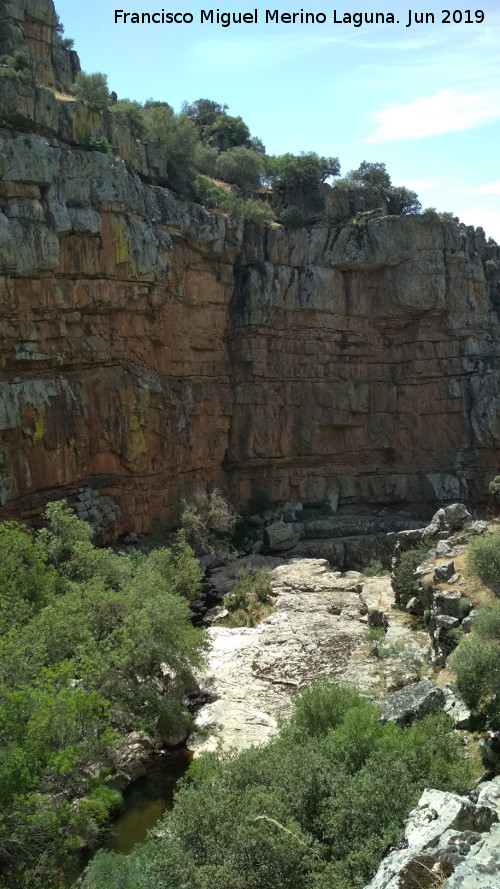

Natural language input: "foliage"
[111,99,147,138]
[84,134,112,153]
[450,599,500,728]
[341,162,421,216]
[142,102,199,196]
[179,487,239,556]
[0,51,35,84]
[0,522,56,634]
[466,530,500,594]
[192,175,274,222]
[214,146,264,192]
[0,503,205,885]
[222,567,274,627]
[239,198,274,222]
[206,113,251,150]
[362,559,390,577]
[364,625,386,655]
[265,152,340,189]
[393,542,430,599]
[193,143,219,176]
[54,14,75,50]
[387,185,421,215]
[71,71,110,110]
[472,600,500,641]
[81,680,471,889]
[182,98,228,128]
[346,160,392,190]
[280,205,305,229]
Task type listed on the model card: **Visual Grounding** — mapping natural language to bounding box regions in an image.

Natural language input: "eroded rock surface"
[364,779,500,889]
[191,559,430,754]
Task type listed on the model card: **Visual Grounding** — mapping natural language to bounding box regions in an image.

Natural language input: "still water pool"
[105,749,192,854]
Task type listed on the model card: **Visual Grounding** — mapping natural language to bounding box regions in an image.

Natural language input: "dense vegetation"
[66,67,423,222]
[81,681,472,889]
[0,503,205,888]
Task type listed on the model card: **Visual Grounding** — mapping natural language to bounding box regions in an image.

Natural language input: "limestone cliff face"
[1,0,500,533]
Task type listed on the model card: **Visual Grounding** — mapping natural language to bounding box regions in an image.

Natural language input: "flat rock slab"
[191,559,431,754]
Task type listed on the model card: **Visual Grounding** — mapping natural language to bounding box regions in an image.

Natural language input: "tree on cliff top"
[71,71,110,111]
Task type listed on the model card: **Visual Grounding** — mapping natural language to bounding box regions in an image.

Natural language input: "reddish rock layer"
[1,0,500,533]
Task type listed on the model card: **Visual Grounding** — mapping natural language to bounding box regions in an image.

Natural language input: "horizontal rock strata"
[1,0,500,533]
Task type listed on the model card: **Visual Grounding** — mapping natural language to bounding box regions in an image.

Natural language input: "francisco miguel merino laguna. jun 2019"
[114,9,487,28]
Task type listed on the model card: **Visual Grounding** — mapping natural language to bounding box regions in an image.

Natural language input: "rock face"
[191,559,431,754]
[1,0,500,534]
[364,778,500,889]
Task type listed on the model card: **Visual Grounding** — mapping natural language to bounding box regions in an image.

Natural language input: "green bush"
[81,680,471,889]
[0,503,205,884]
[0,522,56,634]
[473,600,500,640]
[84,134,112,153]
[214,146,264,192]
[362,559,389,577]
[111,99,147,139]
[280,205,305,229]
[466,530,500,594]
[0,51,35,84]
[179,487,239,556]
[71,71,110,110]
[393,541,430,599]
[450,600,500,728]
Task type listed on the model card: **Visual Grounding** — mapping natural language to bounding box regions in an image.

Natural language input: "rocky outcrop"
[1,0,500,535]
[364,778,500,889]
[191,559,431,754]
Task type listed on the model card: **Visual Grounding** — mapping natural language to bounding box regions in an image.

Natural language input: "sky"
[54,0,500,240]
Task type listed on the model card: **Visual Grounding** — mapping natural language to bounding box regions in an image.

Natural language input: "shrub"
[473,600,500,641]
[222,567,274,627]
[450,636,500,716]
[214,146,264,192]
[0,503,206,884]
[0,51,35,84]
[111,99,147,139]
[280,205,305,229]
[240,199,274,223]
[179,487,239,556]
[81,680,472,889]
[142,102,199,196]
[71,71,110,110]
[393,542,430,598]
[84,134,112,153]
[362,559,389,577]
[0,522,56,634]
[466,530,500,594]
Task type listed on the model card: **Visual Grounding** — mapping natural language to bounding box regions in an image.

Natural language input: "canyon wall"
[1,0,500,534]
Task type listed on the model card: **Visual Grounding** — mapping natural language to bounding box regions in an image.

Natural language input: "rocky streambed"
[190,558,431,755]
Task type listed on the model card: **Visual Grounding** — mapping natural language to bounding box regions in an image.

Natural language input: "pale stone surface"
[190,559,431,754]
[364,780,500,889]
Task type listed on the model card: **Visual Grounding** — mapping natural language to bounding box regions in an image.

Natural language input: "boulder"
[263,521,299,552]
[379,680,445,726]
[442,683,471,730]
[442,503,472,530]
[364,780,500,889]
[434,590,469,619]
[433,560,455,583]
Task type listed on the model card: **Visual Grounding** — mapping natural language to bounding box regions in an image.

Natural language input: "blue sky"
[55,0,500,239]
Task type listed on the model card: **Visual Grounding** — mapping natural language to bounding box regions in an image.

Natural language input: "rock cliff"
[1,0,500,534]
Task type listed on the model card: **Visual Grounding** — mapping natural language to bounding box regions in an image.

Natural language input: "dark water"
[105,749,192,855]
